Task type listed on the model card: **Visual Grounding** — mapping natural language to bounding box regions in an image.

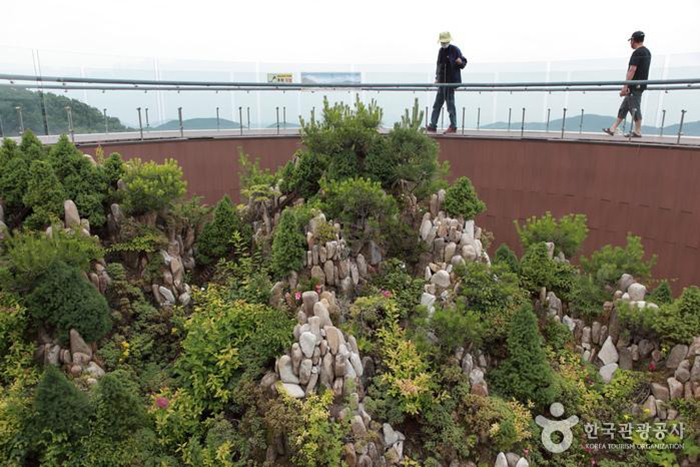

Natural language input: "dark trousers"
[430,87,457,128]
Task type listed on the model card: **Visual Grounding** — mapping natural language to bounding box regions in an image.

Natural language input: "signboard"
[300,72,361,85]
[267,73,293,83]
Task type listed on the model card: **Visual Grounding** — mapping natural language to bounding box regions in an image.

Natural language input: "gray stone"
[666,345,689,369]
[64,200,80,228]
[351,415,367,437]
[668,377,683,399]
[619,273,635,293]
[46,344,61,366]
[291,343,303,374]
[73,351,91,367]
[638,339,654,358]
[382,423,400,446]
[338,259,350,280]
[325,326,344,355]
[356,254,368,277]
[599,363,619,384]
[300,332,317,358]
[321,353,334,387]
[367,241,382,265]
[420,218,433,241]
[86,362,105,378]
[581,327,592,344]
[306,371,319,395]
[642,395,657,418]
[618,347,633,370]
[691,357,700,382]
[159,286,176,305]
[299,359,313,385]
[631,344,640,361]
[70,329,92,359]
[420,293,436,313]
[462,244,477,262]
[170,256,184,287]
[335,354,347,377]
[430,270,450,288]
[350,261,359,286]
[279,355,300,384]
[313,301,331,328]
[598,336,619,365]
[591,321,602,344]
[495,452,508,467]
[675,360,691,383]
[350,352,364,378]
[357,454,372,467]
[311,265,326,284]
[280,383,305,398]
[450,254,465,267]
[515,459,530,467]
[178,292,191,306]
[340,276,354,297]
[562,315,575,332]
[628,283,647,301]
[688,336,700,357]
[506,453,521,467]
[302,291,319,315]
[260,372,278,392]
[444,242,457,263]
[469,367,485,386]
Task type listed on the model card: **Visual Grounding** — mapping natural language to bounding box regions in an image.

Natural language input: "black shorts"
[618,90,643,121]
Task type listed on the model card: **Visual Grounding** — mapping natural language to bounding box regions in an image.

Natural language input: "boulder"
[279,383,305,398]
[430,270,450,288]
[278,355,300,384]
[642,395,657,418]
[515,459,530,467]
[690,357,700,382]
[598,336,619,366]
[618,347,633,370]
[158,286,176,305]
[85,362,105,378]
[675,360,691,383]
[668,377,683,399]
[311,265,326,284]
[302,291,319,315]
[599,363,618,384]
[300,332,317,358]
[299,359,313,385]
[46,344,61,366]
[618,274,635,293]
[638,339,654,358]
[64,200,80,228]
[70,329,92,359]
[627,283,646,301]
[666,345,689,369]
[495,452,508,467]
[351,415,367,437]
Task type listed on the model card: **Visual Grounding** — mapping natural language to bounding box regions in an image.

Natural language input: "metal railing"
[1,73,698,144]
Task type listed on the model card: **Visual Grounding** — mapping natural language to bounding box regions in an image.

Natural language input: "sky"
[2,0,700,65]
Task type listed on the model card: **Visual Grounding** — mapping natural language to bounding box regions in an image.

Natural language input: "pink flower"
[648,362,656,371]
[315,284,322,293]
[156,397,169,409]
[381,290,392,298]
[523,449,529,456]
[295,291,302,301]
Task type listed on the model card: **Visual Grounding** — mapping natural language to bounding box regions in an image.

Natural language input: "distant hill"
[153,117,242,130]
[0,87,130,137]
[482,113,700,136]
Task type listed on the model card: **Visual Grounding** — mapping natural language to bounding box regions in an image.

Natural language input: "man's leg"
[608,95,630,133]
[430,88,446,128]
[610,116,624,133]
[633,93,643,135]
[446,87,457,128]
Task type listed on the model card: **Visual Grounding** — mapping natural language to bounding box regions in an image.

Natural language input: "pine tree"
[195,195,244,266]
[490,304,559,408]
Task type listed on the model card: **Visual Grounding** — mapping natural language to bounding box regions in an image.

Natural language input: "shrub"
[490,304,559,409]
[443,176,486,220]
[270,205,313,279]
[494,243,519,273]
[580,234,656,286]
[279,149,329,201]
[369,258,425,316]
[347,295,402,354]
[26,261,111,343]
[121,158,186,215]
[542,316,573,352]
[176,285,294,411]
[649,280,673,305]
[430,305,483,354]
[519,242,577,301]
[649,286,700,345]
[320,177,398,247]
[515,212,588,258]
[0,135,38,226]
[22,160,66,230]
[195,195,246,267]
[93,370,148,440]
[568,273,608,320]
[239,151,279,203]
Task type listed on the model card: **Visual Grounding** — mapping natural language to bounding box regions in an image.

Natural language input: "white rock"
[278,355,300,384]
[300,332,317,358]
[64,200,80,228]
[515,458,530,467]
[279,383,305,398]
[158,286,176,305]
[495,452,508,467]
[599,363,619,384]
[86,362,105,378]
[420,219,433,241]
[430,270,450,288]
[598,336,619,365]
[628,283,647,301]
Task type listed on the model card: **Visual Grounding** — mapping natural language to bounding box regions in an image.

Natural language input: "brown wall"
[80,136,700,290]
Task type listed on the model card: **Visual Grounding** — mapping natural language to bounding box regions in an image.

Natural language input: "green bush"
[320,177,398,247]
[580,234,656,286]
[279,149,329,201]
[26,261,111,343]
[494,243,519,273]
[369,258,425,316]
[490,304,559,409]
[568,273,608,320]
[443,176,486,220]
[542,316,573,352]
[93,370,148,440]
[195,195,246,267]
[0,136,36,226]
[22,160,66,230]
[121,158,186,215]
[270,205,313,279]
[649,280,673,305]
[519,242,577,301]
[238,151,279,203]
[431,305,483,354]
[515,212,588,258]
[650,286,700,345]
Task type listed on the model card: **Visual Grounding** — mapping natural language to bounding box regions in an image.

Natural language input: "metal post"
[507,107,512,132]
[276,107,280,135]
[39,91,49,135]
[477,107,481,131]
[283,107,287,129]
[579,109,584,134]
[216,107,220,131]
[677,110,687,145]
[461,107,465,135]
[560,108,567,139]
[65,106,74,143]
[0,116,4,138]
[520,107,526,138]
[246,107,250,129]
[103,108,108,134]
[311,107,315,125]
[238,107,243,135]
[15,106,24,134]
[425,106,429,128]
[546,108,551,133]
[137,107,144,140]
[659,110,666,137]
[145,108,150,131]
[178,107,184,137]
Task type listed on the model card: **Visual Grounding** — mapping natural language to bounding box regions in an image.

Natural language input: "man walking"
[603,31,651,138]
[427,32,467,134]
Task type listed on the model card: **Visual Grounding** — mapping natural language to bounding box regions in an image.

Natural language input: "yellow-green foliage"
[121,158,186,215]
[515,212,588,258]
[459,393,533,453]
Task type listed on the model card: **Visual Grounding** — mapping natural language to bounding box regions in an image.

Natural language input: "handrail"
[1,73,699,91]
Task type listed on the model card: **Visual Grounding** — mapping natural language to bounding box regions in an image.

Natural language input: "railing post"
[507,107,512,132]
[145,108,150,131]
[311,107,315,126]
[461,107,465,135]
[560,108,567,139]
[238,107,243,135]
[477,107,481,131]
[65,106,74,143]
[276,107,280,135]
[15,106,24,134]
[178,107,184,137]
[677,110,687,145]
[137,107,144,140]
[659,109,666,137]
[216,107,220,131]
[283,106,287,129]
[579,109,584,134]
[0,116,4,138]
[247,107,251,129]
[103,108,108,134]
[546,108,551,133]
[425,106,429,129]
[520,107,526,138]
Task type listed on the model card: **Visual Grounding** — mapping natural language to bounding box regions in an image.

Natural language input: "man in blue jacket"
[427,31,467,134]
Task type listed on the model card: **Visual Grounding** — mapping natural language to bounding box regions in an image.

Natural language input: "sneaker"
[443,127,457,134]
[624,132,642,138]
[426,125,437,133]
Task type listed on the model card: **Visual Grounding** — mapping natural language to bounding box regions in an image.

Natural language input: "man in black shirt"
[603,31,651,137]
[427,31,467,134]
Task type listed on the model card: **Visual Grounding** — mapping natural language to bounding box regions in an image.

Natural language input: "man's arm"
[621,65,637,96]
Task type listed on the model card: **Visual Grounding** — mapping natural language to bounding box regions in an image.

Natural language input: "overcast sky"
[2,0,700,66]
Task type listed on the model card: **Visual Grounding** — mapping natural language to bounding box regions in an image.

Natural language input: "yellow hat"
[438,31,452,43]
